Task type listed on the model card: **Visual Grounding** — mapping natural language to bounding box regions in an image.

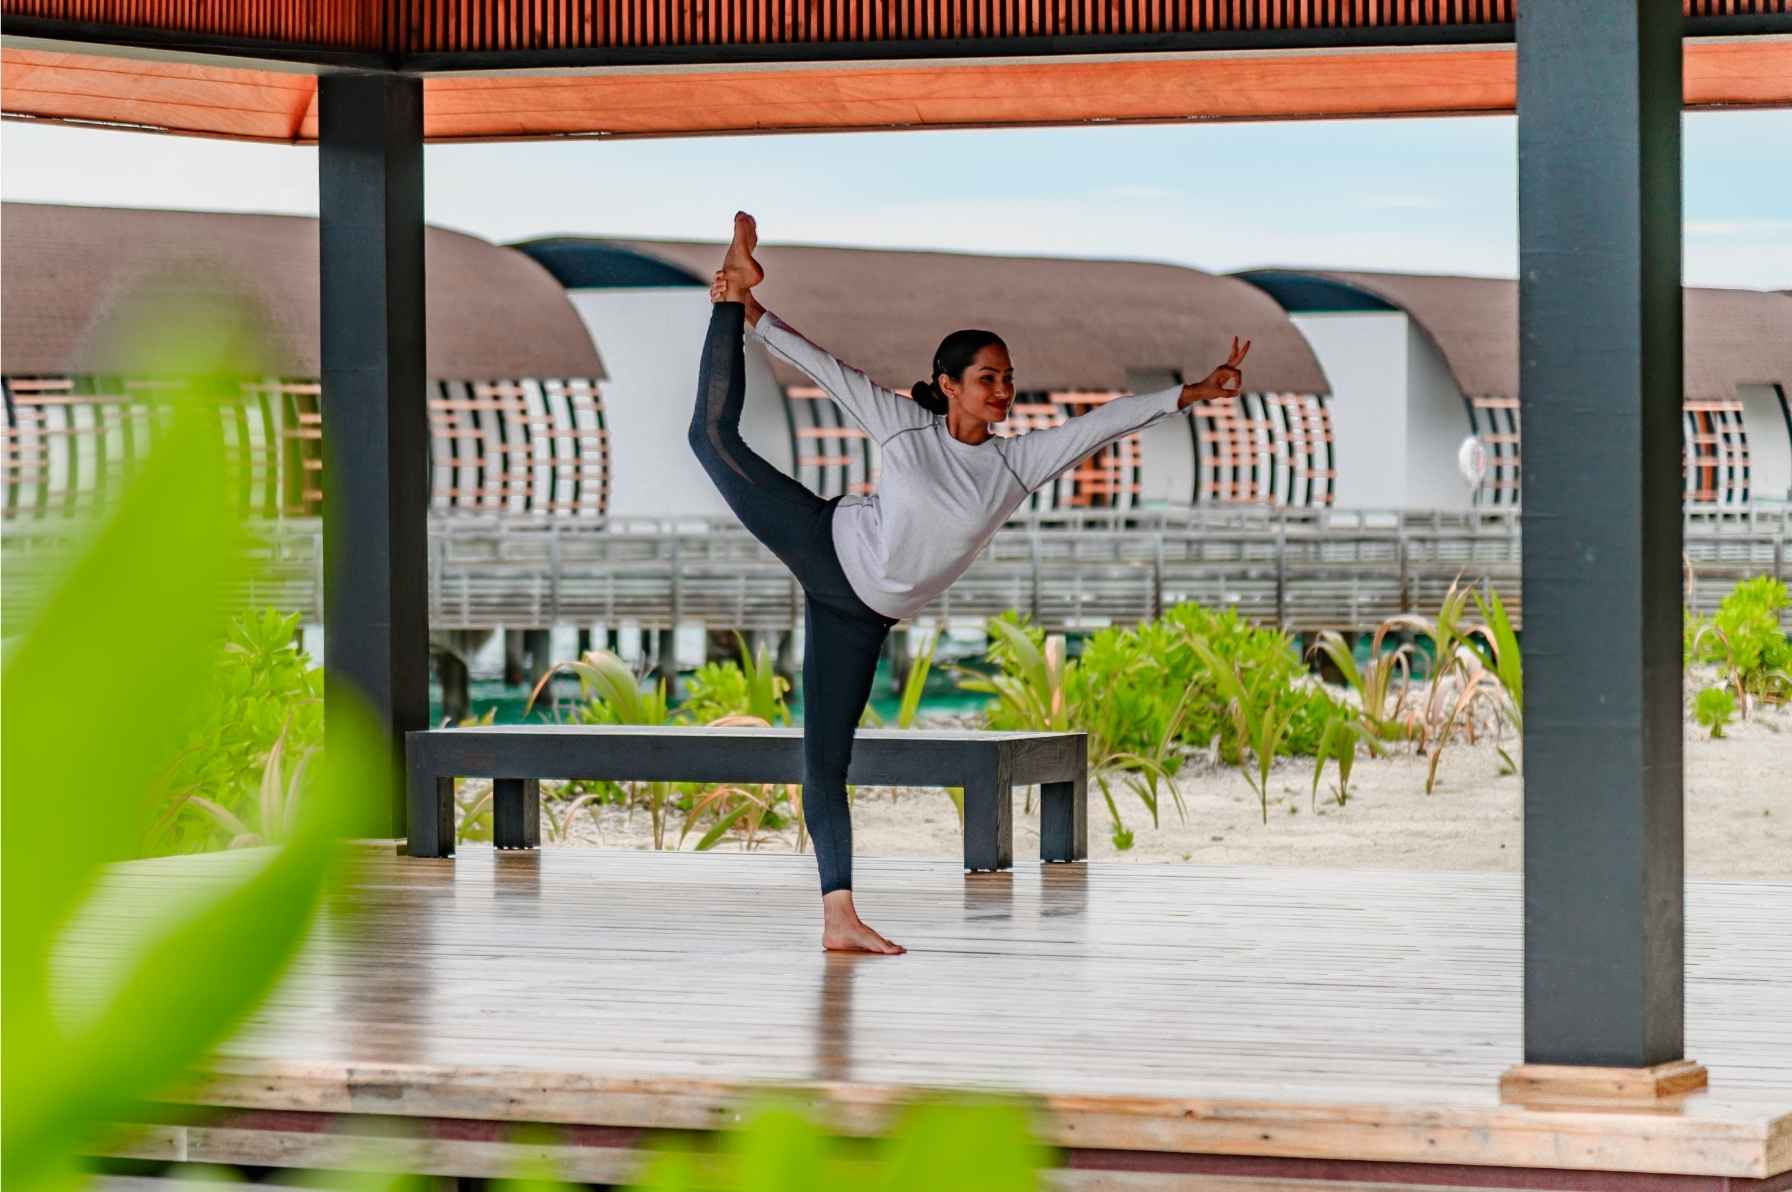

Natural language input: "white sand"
[525,674,1790,879]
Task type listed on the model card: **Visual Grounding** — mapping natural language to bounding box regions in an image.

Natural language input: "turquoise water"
[429,656,992,727]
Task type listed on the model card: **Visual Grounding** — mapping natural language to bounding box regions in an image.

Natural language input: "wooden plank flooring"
[63,848,1792,1183]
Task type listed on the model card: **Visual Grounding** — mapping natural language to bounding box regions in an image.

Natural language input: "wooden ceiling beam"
[5,39,1790,144]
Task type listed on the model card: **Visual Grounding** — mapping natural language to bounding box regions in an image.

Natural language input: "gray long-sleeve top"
[749,310,1187,622]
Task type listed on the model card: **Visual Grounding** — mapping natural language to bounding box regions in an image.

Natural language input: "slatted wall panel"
[1192,391,1333,508]
[2,0,401,49]
[1464,393,1762,509]
[3,374,608,520]
[1467,393,1521,507]
[1684,398,1750,506]
[992,393,1068,514]
[1049,391,1145,511]
[7,0,1784,55]
[427,378,611,515]
[785,384,874,498]
[404,0,1522,50]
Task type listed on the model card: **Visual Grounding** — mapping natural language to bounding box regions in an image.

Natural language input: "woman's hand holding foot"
[822,890,905,954]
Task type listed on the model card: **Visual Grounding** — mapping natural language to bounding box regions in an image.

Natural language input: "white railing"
[4,505,1787,633]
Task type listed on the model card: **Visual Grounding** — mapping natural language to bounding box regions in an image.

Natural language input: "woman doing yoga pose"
[691,213,1250,954]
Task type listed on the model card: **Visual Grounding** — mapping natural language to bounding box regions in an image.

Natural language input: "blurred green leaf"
[2,287,385,1187]
[877,1097,1044,1192]
[730,1102,830,1192]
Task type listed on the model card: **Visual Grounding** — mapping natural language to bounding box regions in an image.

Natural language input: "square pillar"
[1514,2,1692,1081]
[319,73,429,839]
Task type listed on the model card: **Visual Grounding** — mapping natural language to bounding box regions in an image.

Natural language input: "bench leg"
[1040,774,1087,862]
[962,771,1014,873]
[406,771,456,858]
[493,777,541,850]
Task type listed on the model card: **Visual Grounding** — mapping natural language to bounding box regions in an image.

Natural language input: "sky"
[3,109,1789,289]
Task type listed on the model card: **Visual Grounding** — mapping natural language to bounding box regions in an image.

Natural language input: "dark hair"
[911,329,1006,417]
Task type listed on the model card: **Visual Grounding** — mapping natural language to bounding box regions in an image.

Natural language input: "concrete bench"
[404,725,1087,871]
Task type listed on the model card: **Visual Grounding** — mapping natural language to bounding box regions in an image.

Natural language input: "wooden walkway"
[71,848,1792,1189]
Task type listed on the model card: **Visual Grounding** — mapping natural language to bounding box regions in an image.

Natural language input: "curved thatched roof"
[1,202,605,380]
[525,237,1329,396]
[1238,268,1792,401]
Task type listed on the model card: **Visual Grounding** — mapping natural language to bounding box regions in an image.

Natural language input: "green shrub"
[1065,604,1342,765]
[1691,577,1792,713]
[145,608,324,855]
[1694,685,1736,739]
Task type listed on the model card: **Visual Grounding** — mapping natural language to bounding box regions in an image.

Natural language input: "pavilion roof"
[1238,268,1792,402]
[0,202,606,380]
[583,237,1331,395]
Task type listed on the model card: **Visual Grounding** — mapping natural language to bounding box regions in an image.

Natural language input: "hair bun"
[910,379,949,416]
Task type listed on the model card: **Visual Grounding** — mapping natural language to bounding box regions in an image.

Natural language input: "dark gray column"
[319,73,428,840]
[1517,2,1685,1067]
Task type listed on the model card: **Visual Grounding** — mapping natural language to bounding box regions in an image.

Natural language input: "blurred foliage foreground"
[0,290,1046,1188]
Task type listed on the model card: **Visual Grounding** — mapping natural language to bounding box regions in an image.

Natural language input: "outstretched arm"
[718,296,931,449]
[1001,338,1252,493]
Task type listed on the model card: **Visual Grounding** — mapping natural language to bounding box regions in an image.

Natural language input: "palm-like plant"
[953,618,1071,733]
[1470,587,1523,773]
[527,648,681,847]
[896,629,940,730]
[1190,633,1296,823]
[1309,626,1413,742]
[1093,680,1197,832]
[1309,711,1369,810]
[186,717,317,848]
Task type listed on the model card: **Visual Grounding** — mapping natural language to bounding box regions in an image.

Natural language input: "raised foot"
[720,210,765,300]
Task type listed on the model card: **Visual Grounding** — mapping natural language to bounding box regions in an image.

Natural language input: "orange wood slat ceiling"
[6,38,1789,143]
[3,1,1784,55]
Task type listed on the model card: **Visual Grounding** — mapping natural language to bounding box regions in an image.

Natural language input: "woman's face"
[943,343,1016,423]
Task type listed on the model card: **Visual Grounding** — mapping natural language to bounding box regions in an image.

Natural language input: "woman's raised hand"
[1179,337,1251,409]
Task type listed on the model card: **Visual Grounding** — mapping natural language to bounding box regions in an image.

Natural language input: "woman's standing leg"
[801,593,903,953]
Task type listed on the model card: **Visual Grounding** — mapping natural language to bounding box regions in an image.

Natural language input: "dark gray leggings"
[688,301,896,894]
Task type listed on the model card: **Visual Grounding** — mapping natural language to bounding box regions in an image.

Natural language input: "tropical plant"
[182,716,318,849]
[542,788,607,844]
[954,617,1071,733]
[1309,711,1371,810]
[2,382,383,1188]
[527,649,683,847]
[144,608,326,854]
[1379,577,1506,794]
[1092,682,1197,833]
[1308,626,1413,743]
[1691,576,1792,716]
[683,632,793,725]
[1190,634,1298,823]
[1469,587,1523,773]
[628,1096,1045,1191]
[895,629,940,730]
[1694,685,1737,739]
[672,715,798,852]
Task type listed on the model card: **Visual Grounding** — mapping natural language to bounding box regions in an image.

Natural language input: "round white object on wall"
[1457,436,1490,488]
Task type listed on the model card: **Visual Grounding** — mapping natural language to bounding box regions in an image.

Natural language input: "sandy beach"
[527,673,1790,879]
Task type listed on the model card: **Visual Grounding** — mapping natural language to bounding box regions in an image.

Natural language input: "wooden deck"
[71,847,1792,1189]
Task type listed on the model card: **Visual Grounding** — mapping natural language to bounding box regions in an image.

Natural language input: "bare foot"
[821,889,905,955]
[720,210,765,301]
